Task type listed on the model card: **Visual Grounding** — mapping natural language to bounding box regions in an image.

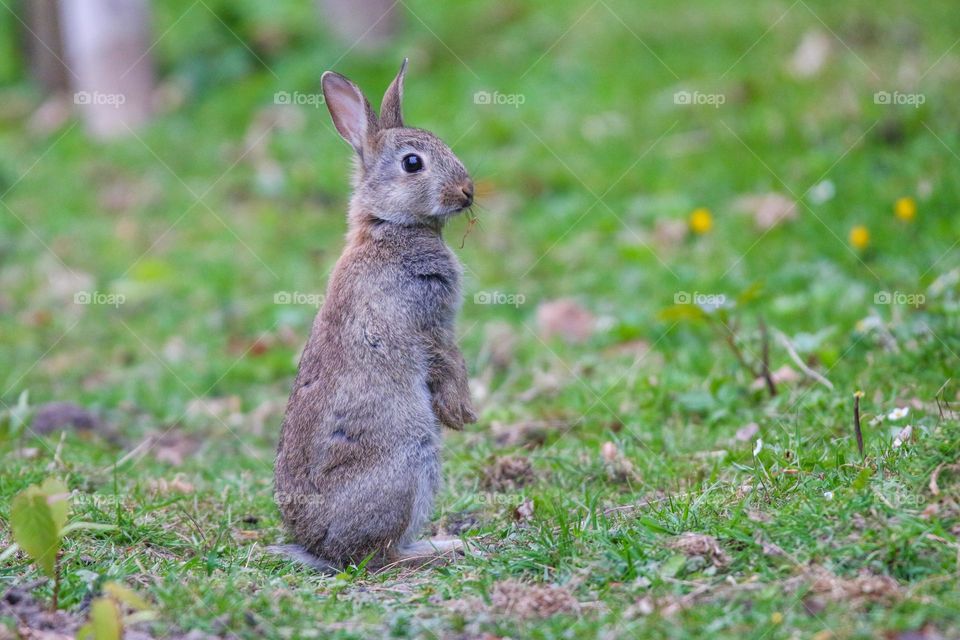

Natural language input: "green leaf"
[736,281,765,306]
[88,598,122,640]
[40,478,71,532]
[658,303,709,323]
[10,488,60,577]
[103,582,150,611]
[852,467,873,491]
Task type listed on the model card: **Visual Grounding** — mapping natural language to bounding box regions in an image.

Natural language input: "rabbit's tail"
[266,544,340,574]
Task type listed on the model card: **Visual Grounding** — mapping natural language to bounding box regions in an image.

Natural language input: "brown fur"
[273,60,476,570]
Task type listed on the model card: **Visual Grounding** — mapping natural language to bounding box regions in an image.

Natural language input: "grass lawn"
[1,0,959,637]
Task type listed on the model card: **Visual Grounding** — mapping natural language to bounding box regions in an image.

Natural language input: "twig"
[459,213,479,249]
[853,391,865,459]
[51,553,61,612]
[758,316,777,397]
[775,330,834,390]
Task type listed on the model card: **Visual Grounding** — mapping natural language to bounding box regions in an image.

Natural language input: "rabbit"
[272,59,477,572]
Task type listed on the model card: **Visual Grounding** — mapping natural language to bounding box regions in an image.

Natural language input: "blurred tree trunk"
[24,0,69,92]
[59,0,154,139]
[318,0,398,50]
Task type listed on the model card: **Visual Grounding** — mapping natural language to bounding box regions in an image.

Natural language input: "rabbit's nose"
[459,180,474,206]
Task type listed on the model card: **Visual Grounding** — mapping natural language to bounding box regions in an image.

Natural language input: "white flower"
[893,424,913,448]
[887,407,910,420]
[823,491,834,501]
[753,438,763,456]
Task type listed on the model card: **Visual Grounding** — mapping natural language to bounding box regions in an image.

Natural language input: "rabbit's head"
[321,60,474,228]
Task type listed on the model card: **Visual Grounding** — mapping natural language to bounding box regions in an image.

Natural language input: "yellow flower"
[849,225,869,250]
[689,207,713,234]
[894,196,916,222]
[771,612,784,625]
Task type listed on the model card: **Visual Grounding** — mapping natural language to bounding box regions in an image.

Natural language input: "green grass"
[2,0,960,637]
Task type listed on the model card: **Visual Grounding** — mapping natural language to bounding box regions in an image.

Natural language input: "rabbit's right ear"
[321,71,378,159]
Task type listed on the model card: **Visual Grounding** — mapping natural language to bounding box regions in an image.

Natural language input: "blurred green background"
[1,1,959,637]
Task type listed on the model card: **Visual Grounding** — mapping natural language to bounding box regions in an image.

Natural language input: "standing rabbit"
[273,60,477,571]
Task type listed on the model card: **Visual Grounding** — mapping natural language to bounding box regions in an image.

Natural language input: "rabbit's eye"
[401,153,424,173]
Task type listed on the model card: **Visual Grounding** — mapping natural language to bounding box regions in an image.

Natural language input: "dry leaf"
[653,218,688,247]
[152,431,202,466]
[147,475,195,495]
[537,298,595,343]
[668,533,730,567]
[735,422,760,442]
[513,498,535,522]
[751,365,800,391]
[32,402,104,435]
[734,193,797,231]
[491,419,565,448]
[482,455,535,491]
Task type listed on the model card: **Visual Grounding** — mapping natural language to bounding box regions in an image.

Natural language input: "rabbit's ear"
[321,71,378,158]
[379,58,408,130]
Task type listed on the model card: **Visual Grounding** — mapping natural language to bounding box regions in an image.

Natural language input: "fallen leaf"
[152,431,202,466]
[734,193,797,231]
[668,533,730,567]
[491,419,565,447]
[513,498,535,522]
[751,365,800,391]
[537,298,595,343]
[482,455,535,491]
[147,475,195,495]
[735,422,760,442]
[31,402,104,435]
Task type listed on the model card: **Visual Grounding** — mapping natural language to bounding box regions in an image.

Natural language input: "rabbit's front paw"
[431,382,476,430]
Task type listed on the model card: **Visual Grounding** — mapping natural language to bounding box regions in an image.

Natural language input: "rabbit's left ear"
[379,58,408,130]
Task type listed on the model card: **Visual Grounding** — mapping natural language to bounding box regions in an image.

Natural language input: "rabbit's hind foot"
[266,544,340,574]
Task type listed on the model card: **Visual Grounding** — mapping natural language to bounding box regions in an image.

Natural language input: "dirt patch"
[489,580,580,619]
[1,582,83,640]
[443,580,580,621]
